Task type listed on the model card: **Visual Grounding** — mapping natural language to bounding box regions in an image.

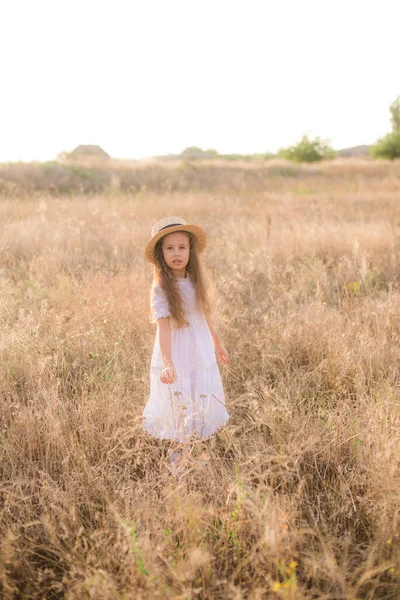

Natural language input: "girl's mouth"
[173,261,182,264]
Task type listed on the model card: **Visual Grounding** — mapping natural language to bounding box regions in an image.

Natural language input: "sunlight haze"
[1,0,399,162]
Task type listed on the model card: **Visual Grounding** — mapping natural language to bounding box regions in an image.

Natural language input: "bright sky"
[1,0,399,162]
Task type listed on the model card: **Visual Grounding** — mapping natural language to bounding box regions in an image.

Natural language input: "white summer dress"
[142,274,230,443]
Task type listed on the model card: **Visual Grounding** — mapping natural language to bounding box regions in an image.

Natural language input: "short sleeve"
[151,285,171,323]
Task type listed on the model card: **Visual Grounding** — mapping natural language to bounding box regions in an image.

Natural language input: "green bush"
[278,135,335,163]
[180,147,218,160]
[370,131,400,160]
[390,95,400,132]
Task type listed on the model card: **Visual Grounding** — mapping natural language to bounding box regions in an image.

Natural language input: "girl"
[142,216,230,472]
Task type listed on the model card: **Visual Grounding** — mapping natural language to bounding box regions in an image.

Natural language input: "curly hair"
[152,231,214,328]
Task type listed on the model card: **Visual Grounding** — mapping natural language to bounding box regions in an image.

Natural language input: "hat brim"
[144,224,207,264]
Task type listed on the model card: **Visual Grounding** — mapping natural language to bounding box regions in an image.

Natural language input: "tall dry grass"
[0,160,400,599]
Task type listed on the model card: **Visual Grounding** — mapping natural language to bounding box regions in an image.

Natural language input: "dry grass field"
[0,159,400,599]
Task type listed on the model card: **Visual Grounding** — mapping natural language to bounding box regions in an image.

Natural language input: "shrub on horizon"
[370,131,400,160]
[180,146,218,160]
[390,95,400,132]
[278,135,335,163]
[370,95,400,160]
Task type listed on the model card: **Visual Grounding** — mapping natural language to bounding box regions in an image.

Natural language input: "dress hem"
[142,416,230,443]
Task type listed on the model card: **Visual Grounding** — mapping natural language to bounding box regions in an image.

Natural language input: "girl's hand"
[160,365,177,385]
[215,343,228,365]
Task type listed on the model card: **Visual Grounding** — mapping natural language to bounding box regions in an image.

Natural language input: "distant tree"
[180,147,219,160]
[278,135,335,163]
[390,95,400,132]
[370,96,400,160]
[180,147,204,160]
[370,131,400,160]
[202,149,219,159]
[68,145,110,161]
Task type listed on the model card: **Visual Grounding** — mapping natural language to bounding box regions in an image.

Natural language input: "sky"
[0,0,399,162]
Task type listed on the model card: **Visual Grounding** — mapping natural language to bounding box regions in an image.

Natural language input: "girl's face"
[161,231,190,277]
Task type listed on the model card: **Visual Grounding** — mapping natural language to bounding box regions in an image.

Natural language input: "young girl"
[142,216,230,470]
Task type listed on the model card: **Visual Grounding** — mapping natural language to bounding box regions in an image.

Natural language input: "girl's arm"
[158,317,177,384]
[206,314,229,365]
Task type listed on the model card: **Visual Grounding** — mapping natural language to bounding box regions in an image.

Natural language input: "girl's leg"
[167,441,184,474]
[167,441,192,475]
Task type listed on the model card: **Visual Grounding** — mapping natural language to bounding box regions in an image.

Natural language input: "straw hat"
[144,216,207,264]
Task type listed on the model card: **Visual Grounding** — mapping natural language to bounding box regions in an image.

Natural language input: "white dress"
[142,274,230,443]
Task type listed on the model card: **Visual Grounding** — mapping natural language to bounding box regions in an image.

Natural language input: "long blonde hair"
[152,231,214,328]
